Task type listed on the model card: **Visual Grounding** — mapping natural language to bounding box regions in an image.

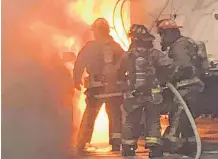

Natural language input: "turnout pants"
[77,95,122,149]
[163,82,204,152]
[122,95,162,157]
[168,88,199,138]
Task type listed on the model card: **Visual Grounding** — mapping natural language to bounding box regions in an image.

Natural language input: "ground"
[74,118,218,159]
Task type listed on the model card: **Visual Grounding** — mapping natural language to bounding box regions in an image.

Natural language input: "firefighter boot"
[162,126,183,153]
[121,144,136,156]
[148,146,164,159]
[176,141,197,156]
[111,139,121,151]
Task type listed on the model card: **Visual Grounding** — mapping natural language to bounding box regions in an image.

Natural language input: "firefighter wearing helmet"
[73,18,124,152]
[120,24,172,158]
[156,19,205,155]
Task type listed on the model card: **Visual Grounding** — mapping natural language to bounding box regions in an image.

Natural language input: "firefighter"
[120,24,172,158]
[73,18,124,152]
[156,19,205,155]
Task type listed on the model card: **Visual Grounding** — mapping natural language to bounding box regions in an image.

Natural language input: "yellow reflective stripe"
[94,92,122,98]
[152,88,161,94]
[163,135,182,143]
[187,137,196,143]
[181,137,196,143]
[85,79,123,88]
[145,137,160,144]
[124,89,161,99]
[122,139,137,145]
[111,133,121,139]
[177,78,200,87]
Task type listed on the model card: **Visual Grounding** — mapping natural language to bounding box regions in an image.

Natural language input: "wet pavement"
[73,118,218,159]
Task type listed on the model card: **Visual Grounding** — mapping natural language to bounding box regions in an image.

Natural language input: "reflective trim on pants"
[94,92,122,98]
[163,134,182,143]
[145,137,162,145]
[187,137,196,143]
[84,78,124,88]
[111,133,121,139]
[182,136,196,143]
[177,77,201,88]
[122,139,137,145]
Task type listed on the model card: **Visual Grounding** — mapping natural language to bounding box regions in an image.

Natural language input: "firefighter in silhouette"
[156,19,205,155]
[120,24,172,159]
[73,18,124,151]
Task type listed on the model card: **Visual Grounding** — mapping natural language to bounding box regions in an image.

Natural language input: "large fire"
[3,0,169,151]
[3,0,169,147]
[54,0,167,146]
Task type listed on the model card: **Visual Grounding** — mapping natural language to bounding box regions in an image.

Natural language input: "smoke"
[2,0,89,158]
[1,0,93,96]
[2,0,90,60]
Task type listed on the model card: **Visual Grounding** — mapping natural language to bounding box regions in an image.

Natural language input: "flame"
[68,0,130,51]
[3,0,130,152]
[3,0,171,151]
[12,0,130,146]
[90,104,109,144]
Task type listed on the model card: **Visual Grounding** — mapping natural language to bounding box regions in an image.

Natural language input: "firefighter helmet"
[129,24,155,41]
[91,18,110,33]
[156,19,182,29]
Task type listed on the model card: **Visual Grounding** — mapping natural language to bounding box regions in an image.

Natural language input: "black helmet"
[129,24,155,42]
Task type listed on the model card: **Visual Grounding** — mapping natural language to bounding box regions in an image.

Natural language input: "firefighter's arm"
[167,42,195,82]
[170,41,191,67]
[153,49,173,67]
[73,43,91,89]
[153,49,174,85]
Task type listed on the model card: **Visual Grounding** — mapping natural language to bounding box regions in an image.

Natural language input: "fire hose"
[113,0,129,49]
[132,80,202,158]
[166,82,202,159]
[117,0,172,34]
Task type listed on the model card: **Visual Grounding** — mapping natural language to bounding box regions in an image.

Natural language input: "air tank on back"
[195,41,209,70]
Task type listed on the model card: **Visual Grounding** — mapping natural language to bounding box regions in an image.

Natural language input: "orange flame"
[27,0,131,145]
[68,0,130,51]
[2,0,131,152]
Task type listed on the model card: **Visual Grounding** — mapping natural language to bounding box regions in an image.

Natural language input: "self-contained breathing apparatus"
[170,39,207,85]
[84,41,124,99]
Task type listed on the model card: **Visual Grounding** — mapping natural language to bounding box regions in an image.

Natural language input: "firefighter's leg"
[145,104,163,159]
[174,110,196,156]
[162,104,182,153]
[121,98,142,156]
[162,88,188,153]
[180,90,198,137]
[176,91,198,155]
[162,103,181,153]
[76,96,102,150]
[105,103,112,146]
[105,96,123,151]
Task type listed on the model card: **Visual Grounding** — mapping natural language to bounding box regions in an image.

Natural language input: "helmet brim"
[158,25,183,29]
[129,32,155,41]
